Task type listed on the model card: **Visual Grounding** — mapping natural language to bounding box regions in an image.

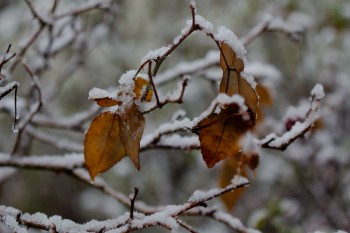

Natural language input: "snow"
[215,93,247,111]
[189,176,248,203]
[245,62,281,81]
[0,153,84,170]
[259,84,324,148]
[241,72,257,89]
[195,15,214,34]
[88,87,117,100]
[311,83,325,100]
[49,215,82,232]
[213,212,245,231]
[171,109,187,121]
[22,212,50,227]
[241,133,260,154]
[231,175,249,185]
[141,45,172,63]
[190,0,196,11]
[158,135,200,148]
[188,188,221,202]
[140,117,192,148]
[215,26,247,63]
[283,100,309,122]
[0,81,19,99]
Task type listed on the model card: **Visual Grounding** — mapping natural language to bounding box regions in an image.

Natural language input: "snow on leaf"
[216,27,247,65]
[219,42,258,117]
[88,87,120,107]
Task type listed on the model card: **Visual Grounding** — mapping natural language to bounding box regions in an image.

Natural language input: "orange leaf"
[196,106,254,168]
[219,155,247,210]
[84,112,126,180]
[95,97,120,107]
[119,104,145,170]
[134,77,153,102]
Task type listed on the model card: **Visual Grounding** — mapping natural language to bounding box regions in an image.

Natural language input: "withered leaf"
[219,69,258,116]
[256,83,272,122]
[95,97,120,107]
[219,43,244,73]
[219,155,247,210]
[84,112,126,180]
[84,104,145,179]
[134,77,153,102]
[119,104,145,170]
[196,106,254,168]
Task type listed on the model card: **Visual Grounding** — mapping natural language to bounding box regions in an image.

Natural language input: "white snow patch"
[245,62,281,81]
[141,45,172,63]
[158,135,200,148]
[188,187,221,202]
[311,83,325,100]
[0,81,19,98]
[241,72,257,89]
[195,15,214,34]
[88,87,117,100]
[215,26,247,63]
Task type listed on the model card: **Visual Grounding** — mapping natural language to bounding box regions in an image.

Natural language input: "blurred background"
[0,0,349,232]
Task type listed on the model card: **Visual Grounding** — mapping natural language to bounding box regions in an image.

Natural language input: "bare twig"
[0,44,16,77]
[129,187,139,221]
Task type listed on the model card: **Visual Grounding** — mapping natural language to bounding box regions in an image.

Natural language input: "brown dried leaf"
[219,69,258,116]
[196,106,253,168]
[119,104,145,170]
[219,155,247,210]
[256,84,272,106]
[219,43,244,73]
[219,43,258,118]
[84,112,126,180]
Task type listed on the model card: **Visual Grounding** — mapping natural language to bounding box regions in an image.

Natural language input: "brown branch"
[129,187,139,220]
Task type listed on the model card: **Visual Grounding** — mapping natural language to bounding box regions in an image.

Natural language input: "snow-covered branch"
[259,84,325,150]
[0,177,250,233]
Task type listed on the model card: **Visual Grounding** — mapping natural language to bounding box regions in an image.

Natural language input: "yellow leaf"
[119,104,145,170]
[84,112,126,180]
